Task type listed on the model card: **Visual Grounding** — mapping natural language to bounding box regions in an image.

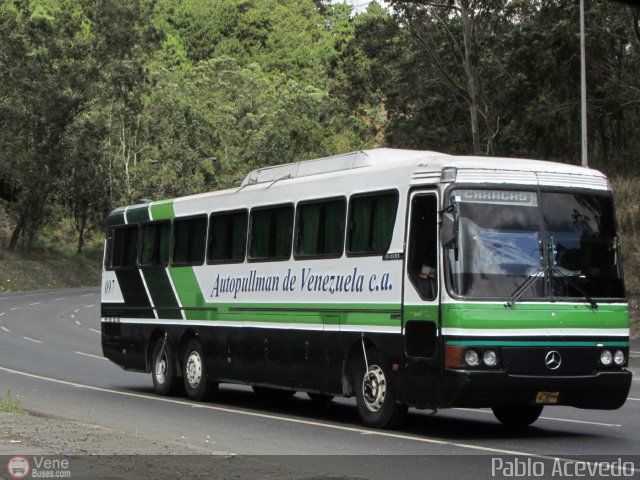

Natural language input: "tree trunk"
[76,209,87,255]
[8,215,24,252]
[460,1,481,155]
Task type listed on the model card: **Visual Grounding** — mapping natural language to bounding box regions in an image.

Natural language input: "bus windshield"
[446,189,624,300]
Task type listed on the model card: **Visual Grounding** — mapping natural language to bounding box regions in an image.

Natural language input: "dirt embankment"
[0,411,355,479]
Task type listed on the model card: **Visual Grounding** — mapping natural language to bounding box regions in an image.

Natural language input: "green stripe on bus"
[150,200,175,221]
[169,267,209,320]
[446,340,629,347]
[442,303,628,330]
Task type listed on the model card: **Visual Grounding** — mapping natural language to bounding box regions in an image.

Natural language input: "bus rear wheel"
[354,350,407,429]
[492,405,543,428]
[182,338,218,401]
[151,336,181,396]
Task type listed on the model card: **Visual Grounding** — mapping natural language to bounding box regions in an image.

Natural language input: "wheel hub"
[362,365,386,412]
[155,353,167,385]
[186,351,202,389]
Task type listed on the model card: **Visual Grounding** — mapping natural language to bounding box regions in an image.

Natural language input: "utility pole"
[580,0,588,167]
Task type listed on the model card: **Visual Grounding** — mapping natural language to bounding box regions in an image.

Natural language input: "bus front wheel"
[182,338,218,401]
[492,405,543,428]
[151,336,181,396]
[354,350,407,429]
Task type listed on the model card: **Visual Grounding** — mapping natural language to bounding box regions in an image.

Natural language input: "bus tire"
[183,338,218,401]
[151,337,181,396]
[492,405,543,428]
[355,350,407,429]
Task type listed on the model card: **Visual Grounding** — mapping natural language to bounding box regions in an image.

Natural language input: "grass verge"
[0,391,22,414]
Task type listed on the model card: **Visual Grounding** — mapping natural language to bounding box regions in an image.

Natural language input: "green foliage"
[380,0,640,172]
[0,391,22,414]
[0,0,160,250]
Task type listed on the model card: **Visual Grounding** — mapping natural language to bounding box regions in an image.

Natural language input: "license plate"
[536,391,559,404]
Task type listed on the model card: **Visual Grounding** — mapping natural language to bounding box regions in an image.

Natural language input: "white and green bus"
[101,148,631,428]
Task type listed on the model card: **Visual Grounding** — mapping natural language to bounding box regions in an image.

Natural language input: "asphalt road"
[1,287,639,479]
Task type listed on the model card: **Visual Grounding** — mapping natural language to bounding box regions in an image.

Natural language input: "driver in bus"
[418,263,437,300]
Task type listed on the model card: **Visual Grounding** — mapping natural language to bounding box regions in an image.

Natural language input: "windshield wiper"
[551,267,598,310]
[505,266,545,308]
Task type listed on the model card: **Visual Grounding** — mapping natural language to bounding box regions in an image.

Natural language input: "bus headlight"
[600,350,612,366]
[483,350,498,367]
[464,349,480,367]
[613,350,625,366]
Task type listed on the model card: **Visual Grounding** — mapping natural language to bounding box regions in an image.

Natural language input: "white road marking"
[23,337,43,344]
[10,308,18,311]
[535,417,621,427]
[0,312,5,316]
[84,304,95,308]
[1,326,11,333]
[73,309,80,313]
[453,408,621,427]
[74,320,82,326]
[74,351,107,361]
[627,398,640,402]
[82,294,95,297]
[89,328,101,334]
[0,364,634,469]
[29,302,42,306]
[54,298,66,301]
[0,289,89,301]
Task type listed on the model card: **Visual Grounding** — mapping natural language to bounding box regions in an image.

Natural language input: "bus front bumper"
[443,369,632,410]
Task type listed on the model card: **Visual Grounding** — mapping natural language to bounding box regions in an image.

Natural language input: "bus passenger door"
[402,191,441,409]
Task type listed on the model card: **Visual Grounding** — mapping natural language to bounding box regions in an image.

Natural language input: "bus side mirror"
[440,212,457,249]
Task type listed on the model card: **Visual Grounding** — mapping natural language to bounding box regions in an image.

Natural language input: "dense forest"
[0,0,639,261]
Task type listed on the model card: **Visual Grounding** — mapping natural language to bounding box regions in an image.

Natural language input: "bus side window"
[111,225,139,269]
[172,216,207,265]
[208,210,248,264]
[295,198,346,258]
[347,191,398,256]
[140,221,171,267]
[249,204,293,261]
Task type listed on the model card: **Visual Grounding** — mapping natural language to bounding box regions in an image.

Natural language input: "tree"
[0,0,159,251]
[389,0,505,154]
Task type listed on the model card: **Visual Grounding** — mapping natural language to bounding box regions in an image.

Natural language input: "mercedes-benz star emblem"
[545,350,562,370]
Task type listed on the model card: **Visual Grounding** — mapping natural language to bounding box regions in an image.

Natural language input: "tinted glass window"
[448,190,542,298]
[111,226,139,268]
[348,191,398,255]
[208,210,248,263]
[250,205,293,260]
[172,216,207,265]
[140,222,171,266]
[407,194,438,300]
[541,192,624,299]
[296,198,345,258]
[445,189,624,300]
